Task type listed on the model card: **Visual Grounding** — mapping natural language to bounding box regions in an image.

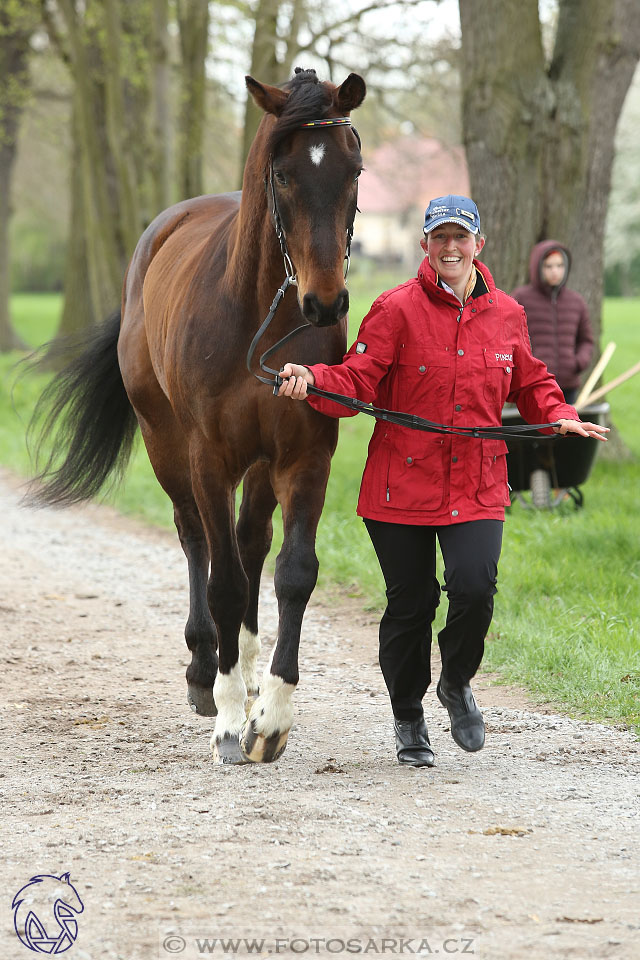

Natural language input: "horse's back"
[120,192,241,398]
[128,192,241,289]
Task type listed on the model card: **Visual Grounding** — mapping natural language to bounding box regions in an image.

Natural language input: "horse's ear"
[246,76,289,117]
[337,74,366,114]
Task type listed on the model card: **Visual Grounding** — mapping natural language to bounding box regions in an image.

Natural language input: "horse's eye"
[354,169,362,181]
[274,171,288,186]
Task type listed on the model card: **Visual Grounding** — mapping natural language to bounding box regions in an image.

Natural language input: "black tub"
[502,401,610,508]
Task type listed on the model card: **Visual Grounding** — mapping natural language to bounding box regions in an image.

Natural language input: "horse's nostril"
[302,294,320,324]
[302,290,350,326]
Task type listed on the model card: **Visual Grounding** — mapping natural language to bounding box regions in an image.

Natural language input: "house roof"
[358,136,469,215]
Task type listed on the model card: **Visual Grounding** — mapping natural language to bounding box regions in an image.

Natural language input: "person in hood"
[512,241,594,404]
[275,195,608,768]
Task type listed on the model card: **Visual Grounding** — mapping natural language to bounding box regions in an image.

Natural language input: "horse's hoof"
[187,684,217,717]
[212,732,249,765]
[240,719,289,763]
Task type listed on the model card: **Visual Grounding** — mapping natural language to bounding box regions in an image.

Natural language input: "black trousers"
[364,518,503,721]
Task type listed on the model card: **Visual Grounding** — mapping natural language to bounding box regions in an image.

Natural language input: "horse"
[28,68,366,765]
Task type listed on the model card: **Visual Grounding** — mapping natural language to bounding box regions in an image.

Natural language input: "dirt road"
[1,468,638,960]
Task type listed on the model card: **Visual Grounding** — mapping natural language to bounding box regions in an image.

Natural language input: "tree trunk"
[57,101,97,338]
[51,0,160,333]
[176,0,210,199]
[151,0,171,214]
[239,0,281,183]
[458,0,640,347]
[0,2,37,351]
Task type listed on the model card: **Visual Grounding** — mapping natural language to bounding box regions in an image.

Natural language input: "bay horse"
[29,68,366,764]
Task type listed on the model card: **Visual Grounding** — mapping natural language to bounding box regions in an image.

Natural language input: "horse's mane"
[267,68,334,155]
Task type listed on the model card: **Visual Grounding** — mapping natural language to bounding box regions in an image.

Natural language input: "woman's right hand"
[277,363,315,400]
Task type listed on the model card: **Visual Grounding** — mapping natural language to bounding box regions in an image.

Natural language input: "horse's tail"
[26,310,138,506]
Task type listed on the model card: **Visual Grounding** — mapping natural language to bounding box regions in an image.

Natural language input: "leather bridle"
[247,118,562,442]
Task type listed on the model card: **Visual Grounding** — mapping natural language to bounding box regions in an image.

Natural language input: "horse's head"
[246,68,366,327]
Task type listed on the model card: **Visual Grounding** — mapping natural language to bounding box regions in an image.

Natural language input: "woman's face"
[422,223,484,291]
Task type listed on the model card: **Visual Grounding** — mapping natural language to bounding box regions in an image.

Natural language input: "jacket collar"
[417,256,495,307]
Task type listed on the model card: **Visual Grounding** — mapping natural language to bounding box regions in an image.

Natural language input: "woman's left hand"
[554,419,609,441]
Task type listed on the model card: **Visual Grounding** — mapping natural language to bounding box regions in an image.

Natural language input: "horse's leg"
[189,453,251,764]
[236,462,278,699]
[138,424,219,716]
[241,458,329,763]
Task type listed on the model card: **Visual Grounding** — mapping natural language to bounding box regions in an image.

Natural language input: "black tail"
[26,310,138,506]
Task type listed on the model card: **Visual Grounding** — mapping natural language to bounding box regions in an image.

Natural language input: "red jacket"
[308,258,578,525]
[512,241,594,391]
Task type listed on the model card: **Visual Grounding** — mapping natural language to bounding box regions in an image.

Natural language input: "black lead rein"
[247,116,561,442]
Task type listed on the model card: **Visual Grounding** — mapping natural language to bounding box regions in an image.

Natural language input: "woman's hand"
[276,363,315,400]
[553,419,609,441]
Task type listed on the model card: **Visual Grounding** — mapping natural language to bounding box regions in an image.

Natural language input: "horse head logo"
[12,872,84,954]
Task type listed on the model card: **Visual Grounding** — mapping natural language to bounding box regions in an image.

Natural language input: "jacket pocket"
[477,438,510,506]
[397,345,451,417]
[483,347,515,403]
[384,432,445,511]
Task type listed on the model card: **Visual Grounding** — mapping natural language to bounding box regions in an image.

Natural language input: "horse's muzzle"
[302,289,349,326]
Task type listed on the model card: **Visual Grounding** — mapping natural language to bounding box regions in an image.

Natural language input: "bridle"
[266,116,361,287]
[246,118,562,442]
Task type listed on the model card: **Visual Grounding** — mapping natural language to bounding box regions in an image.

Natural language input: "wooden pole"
[577,360,640,409]
[574,341,616,408]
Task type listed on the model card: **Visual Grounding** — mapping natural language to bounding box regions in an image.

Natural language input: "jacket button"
[457,349,464,356]
[489,299,494,304]
[406,457,413,465]
[506,366,511,373]
[455,404,462,412]
[451,509,459,517]
[471,308,476,313]
[418,365,426,373]
[452,456,458,463]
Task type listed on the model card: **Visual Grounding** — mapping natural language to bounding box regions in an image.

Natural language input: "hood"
[529,240,572,293]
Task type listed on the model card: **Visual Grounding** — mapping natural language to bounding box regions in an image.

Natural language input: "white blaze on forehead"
[309,143,326,166]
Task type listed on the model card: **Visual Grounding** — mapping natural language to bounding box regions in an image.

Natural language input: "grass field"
[2,286,639,732]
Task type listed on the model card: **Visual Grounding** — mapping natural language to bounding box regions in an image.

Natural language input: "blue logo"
[12,873,84,954]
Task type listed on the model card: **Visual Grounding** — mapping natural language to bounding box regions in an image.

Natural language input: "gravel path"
[1,468,638,960]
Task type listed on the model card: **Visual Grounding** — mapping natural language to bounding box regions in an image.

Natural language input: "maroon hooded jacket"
[512,240,594,392]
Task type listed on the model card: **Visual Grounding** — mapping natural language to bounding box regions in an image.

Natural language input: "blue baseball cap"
[423,195,481,235]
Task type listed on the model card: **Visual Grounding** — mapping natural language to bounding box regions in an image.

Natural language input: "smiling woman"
[276,192,609,769]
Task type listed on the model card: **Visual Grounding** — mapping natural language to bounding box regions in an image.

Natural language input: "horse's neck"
[226,188,285,314]
[225,147,285,308]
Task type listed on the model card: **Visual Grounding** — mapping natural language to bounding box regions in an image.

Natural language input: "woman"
[277,194,608,767]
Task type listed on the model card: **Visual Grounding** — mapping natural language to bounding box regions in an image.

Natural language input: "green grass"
[2,289,639,732]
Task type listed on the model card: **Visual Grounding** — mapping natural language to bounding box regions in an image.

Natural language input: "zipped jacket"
[512,240,594,391]
[307,258,578,525]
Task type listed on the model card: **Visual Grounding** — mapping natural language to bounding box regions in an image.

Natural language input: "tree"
[236,0,437,178]
[458,0,640,344]
[176,0,210,199]
[43,0,163,332]
[0,0,40,351]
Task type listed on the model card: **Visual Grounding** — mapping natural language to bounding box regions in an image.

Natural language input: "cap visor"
[424,216,479,235]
